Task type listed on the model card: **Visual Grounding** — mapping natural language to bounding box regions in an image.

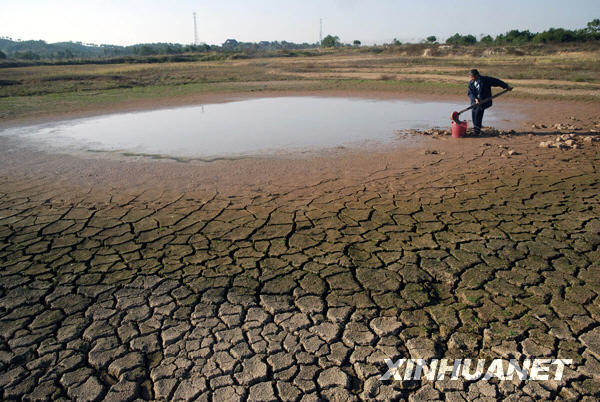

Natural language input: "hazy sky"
[2,0,599,46]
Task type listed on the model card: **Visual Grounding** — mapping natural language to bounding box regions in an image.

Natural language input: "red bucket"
[452,120,468,138]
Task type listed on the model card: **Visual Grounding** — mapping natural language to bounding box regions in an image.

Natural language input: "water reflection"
[1,97,504,159]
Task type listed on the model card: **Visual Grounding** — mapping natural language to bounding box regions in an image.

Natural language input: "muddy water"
[1,97,510,159]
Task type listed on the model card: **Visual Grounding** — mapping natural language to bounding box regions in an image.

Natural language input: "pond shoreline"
[4,96,510,160]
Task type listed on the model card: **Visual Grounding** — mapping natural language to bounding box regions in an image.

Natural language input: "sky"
[1,0,599,46]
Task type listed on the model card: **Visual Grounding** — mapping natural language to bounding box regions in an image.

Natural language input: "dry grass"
[0,61,291,97]
[378,74,397,81]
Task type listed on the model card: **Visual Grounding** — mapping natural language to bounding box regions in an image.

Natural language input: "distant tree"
[462,34,477,45]
[353,40,361,46]
[222,39,239,50]
[445,33,477,46]
[445,33,461,45]
[321,35,341,47]
[137,45,157,56]
[0,50,6,59]
[533,28,577,43]
[185,43,211,52]
[164,45,179,54]
[587,19,600,33]
[496,29,534,44]
[15,50,40,60]
[480,35,494,44]
[392,38,402,45]
[426,36,437,43]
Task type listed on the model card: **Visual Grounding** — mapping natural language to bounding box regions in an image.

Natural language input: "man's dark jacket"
[468,75,509,109]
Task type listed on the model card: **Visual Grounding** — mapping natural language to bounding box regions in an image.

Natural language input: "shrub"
[446,33,477,46]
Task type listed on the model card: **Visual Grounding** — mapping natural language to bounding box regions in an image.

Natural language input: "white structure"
[193,12,199,46]
[319,18,323,46]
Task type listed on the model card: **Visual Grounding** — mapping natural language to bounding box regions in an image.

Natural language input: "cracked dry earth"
[1,137,600,401]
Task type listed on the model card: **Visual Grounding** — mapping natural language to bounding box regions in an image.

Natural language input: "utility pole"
[319,18,323,46]
[193,12,198,46]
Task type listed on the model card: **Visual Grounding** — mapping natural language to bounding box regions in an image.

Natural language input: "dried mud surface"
[1,97,600,401]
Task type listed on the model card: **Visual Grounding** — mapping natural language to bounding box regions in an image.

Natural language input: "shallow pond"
[1,96,511,159]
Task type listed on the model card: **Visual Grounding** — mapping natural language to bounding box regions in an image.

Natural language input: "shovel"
[450,88,512,123]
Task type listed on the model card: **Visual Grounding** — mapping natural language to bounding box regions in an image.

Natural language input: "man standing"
[468,69,512,135]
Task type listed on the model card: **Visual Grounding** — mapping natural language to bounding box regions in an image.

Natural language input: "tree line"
[443,19,600,46]
[0,19,598,60]
[0,38,319,61]
[322,20,599,48]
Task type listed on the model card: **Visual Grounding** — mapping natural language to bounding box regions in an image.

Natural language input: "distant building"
[222,39,239,49]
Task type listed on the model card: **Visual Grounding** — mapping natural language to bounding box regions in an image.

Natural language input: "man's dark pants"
[472,105,485,134]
